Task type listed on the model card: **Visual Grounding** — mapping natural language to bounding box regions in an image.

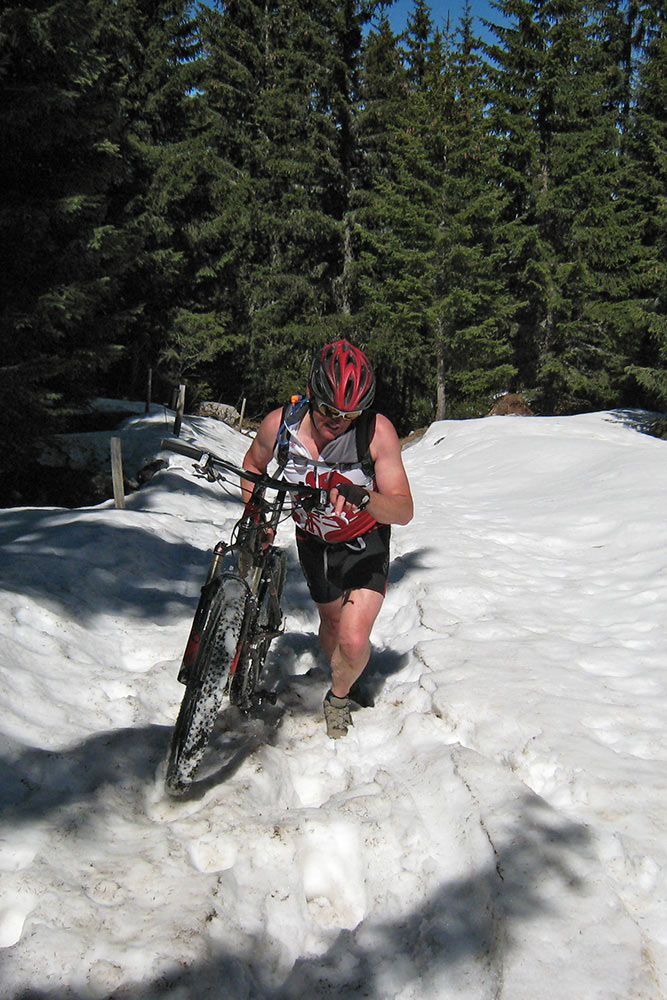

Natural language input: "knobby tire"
[165,579,248,796]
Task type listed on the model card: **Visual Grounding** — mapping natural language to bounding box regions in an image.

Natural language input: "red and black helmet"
[308,340,376,411]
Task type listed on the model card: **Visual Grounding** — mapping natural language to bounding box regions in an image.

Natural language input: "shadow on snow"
[0,653,593,999]
[0,510,210,624]
[605,407,666,437]
[8,776,591,1000]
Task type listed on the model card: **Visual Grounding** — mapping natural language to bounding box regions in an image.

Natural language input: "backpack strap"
[355,410,376,479]
[275,394,308,471]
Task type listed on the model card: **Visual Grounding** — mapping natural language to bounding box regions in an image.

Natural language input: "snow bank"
[0,407,665,999]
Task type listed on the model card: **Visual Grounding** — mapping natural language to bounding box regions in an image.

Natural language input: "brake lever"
[193,456,217,482]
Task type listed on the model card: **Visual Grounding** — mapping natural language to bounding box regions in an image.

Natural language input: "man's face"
[311,406,349,439]
[310,397,360,440]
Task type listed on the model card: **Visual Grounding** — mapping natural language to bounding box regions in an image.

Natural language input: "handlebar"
[162,438,208,461]
[160,438,329,511]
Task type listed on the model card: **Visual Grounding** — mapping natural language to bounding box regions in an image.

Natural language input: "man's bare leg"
[317,589,384,695]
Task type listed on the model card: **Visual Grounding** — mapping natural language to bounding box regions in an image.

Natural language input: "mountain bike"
[160,437,328,796]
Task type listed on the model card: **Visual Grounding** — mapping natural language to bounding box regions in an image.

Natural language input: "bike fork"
[177,542,229,685]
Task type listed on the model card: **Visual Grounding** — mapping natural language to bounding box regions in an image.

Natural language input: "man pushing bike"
[242,340,413,739]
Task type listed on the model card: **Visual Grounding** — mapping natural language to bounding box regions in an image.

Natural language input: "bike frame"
[162,437,326,703]
[161,436,330,793]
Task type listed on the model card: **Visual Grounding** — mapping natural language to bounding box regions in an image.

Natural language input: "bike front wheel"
[165,578,248,796]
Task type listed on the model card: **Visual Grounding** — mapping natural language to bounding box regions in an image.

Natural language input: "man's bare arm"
[330,413,413,525]
[240,408,282,503]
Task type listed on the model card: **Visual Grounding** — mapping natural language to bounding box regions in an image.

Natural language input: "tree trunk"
[435,320,446,420]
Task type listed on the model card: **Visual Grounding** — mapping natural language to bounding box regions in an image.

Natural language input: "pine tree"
[623,1,667,409]
[435,6,516,418]
[402,0,435,85]
[354,8,441,431]
[487,0,638,413]
[0,1,131,501]
[197,0,375,413]
[328,0,374,321]
[178,0,265,407]
[246,1,351,404]
[97,0,206,402]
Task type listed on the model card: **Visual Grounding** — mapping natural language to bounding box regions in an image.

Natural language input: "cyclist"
[242,339,413,739]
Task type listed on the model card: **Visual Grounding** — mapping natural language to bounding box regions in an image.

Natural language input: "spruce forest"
[1,0,665,505]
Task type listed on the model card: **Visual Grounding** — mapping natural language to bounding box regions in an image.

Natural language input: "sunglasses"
[313,399,363,421]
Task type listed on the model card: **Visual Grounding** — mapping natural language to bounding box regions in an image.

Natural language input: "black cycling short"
[296,524,391,605]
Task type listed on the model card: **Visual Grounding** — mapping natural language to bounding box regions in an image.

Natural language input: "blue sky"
[383,0,504,43]
[197,2,506,46]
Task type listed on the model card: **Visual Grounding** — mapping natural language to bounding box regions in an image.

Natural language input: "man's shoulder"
[368,413,403,466]
[252,407,284,453]
[372,411,396,430]
[370,412,400,445]
[259,407,284,434]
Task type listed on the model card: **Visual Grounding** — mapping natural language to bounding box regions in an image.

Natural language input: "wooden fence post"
[145,367,152,414]
[173,383,186,436]
[110,437,126,509]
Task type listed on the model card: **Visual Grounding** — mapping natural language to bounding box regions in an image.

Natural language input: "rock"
[487,393,534,416]
[136,458,168,486]
[197,401,241,424]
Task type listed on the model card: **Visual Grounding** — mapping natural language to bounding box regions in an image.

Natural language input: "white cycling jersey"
[274,407,376,543]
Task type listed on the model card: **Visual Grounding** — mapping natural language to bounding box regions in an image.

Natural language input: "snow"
[1,405,666,999]
[39,399,177,481]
